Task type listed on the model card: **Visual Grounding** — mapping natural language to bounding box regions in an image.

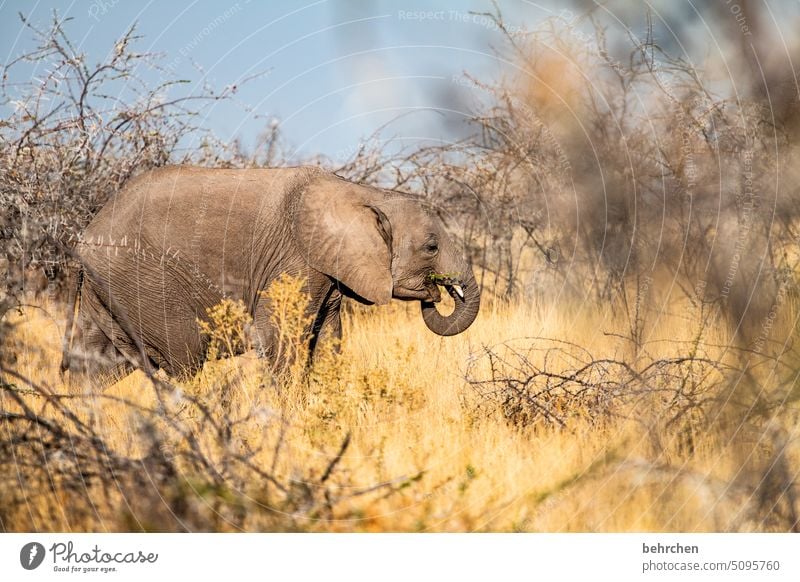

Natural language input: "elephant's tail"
[60,268,83,374]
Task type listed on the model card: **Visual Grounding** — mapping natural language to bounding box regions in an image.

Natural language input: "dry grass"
[3,280,798,532]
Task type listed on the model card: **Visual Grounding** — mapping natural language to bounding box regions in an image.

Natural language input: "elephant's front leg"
[309,287,343,359]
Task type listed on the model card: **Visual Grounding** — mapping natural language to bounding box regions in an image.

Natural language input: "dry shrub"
[465,338,725,432]
[197,299,253,362]
[358,7,800,339]
[263,273,314,380]
[0,13,278,307]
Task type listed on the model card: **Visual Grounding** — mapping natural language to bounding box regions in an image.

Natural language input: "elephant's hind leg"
[68,311,135,388]
[71,285,153,387]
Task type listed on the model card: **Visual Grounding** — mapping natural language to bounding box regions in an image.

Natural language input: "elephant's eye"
[424,241,439,255]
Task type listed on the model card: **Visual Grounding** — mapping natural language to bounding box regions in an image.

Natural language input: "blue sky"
[1,0,556,161]
[3,1,797,162]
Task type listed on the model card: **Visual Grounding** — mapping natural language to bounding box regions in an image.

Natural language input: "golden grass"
[2,287,799,532]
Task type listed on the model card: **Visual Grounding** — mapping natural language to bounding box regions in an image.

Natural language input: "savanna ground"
[3,273,799,532]
[3,4,800,532]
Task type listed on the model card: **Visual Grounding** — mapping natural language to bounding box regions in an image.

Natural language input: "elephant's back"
[82,165,321,252]
[93,165,321,226]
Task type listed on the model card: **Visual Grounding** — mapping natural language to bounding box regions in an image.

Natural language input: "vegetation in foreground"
[2,274,799,532]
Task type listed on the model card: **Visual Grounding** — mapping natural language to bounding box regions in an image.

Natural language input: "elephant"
[61,166,480,381]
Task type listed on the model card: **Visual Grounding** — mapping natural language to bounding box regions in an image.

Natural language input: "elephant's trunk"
[421,267,480,336]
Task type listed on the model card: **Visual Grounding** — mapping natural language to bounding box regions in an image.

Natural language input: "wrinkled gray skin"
[62,166,480,380]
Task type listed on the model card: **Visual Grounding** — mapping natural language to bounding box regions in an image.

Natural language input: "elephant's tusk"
[452,284,464,300]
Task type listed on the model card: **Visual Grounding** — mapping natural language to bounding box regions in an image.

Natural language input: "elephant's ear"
[294,183,393,305]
